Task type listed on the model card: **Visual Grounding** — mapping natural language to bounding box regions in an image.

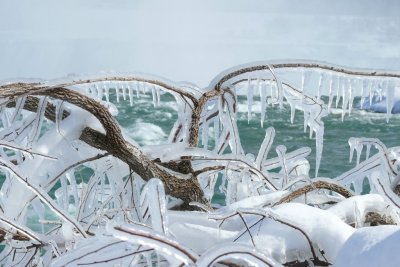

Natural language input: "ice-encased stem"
[246,76,254,123]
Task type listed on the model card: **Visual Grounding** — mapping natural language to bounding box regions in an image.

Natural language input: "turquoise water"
[114,94,400,178]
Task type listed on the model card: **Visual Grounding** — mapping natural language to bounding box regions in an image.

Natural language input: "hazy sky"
[1,0,399,86]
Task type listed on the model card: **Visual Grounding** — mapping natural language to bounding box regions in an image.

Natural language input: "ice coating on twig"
[0,61,398,266]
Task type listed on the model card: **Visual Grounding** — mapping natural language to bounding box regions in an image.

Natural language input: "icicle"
[202,122,209,149]
[360,79,367,108]
[255,76,261,116]
[60,175,69,211]
[255,127,275,169]
[29,96,48,144]
[335,76,341,108]
[268,64,283,108]
[355,143,363,165]
[139,179,168,235]
[369,80,375,106]
[276,145,288,186]
[327,74,334,113]
[115,85,120,103]
[151,86,157,107]
[156,86,161,106]
[354,201,362,227]
[104,82,109,103]
[10,96,27,123]
[246,76,254,123]
[214,117,220,145]
[66,172,79,207]
[386,80,395,123]
[260,81,267,127]
[365,144,371,160]
[348,79,355,115]
[378,81,383,102]
[315,126,323,177]
[268,82,273,103]
[303,110,309,133]
[55,100,64,136]
[290,101,296,124]
[348,137,356,163]
[128,87,134,106]
[122,83,127,100]
[140,82,146,94]
[317,72,324,100]
[136,81,140,98]
[341,78,349,121]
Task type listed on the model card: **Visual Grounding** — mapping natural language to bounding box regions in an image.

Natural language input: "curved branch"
[2,85,205,204]
[0,76,198,105]
[211,60,400,91]
[272,180,353,206]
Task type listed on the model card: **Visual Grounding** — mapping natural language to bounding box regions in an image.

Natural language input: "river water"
[115,94,400,179]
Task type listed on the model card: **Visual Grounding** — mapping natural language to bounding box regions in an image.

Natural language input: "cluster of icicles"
[0,61,399,266]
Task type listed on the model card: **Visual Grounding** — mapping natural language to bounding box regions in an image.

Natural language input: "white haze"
[1,0,400,86]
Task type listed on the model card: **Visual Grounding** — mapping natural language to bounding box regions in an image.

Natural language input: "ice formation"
[0,61,398,266]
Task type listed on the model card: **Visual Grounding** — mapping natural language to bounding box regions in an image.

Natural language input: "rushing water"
[115,94,400,178]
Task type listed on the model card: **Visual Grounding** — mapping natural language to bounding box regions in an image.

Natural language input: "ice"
[197,244,281,267]
[360,79,367,108]
[348,137,364,165]
[128,87,134,106]
[303,110,309,133]
[246,76,254,123]
[348,79,355,115]
[314,126,324,177]
[259,79,268,127]
[276,145,288,185]
[156,86,161,106]
[386,80,395,122]
[365,143,371,160]
[122,83,127,100]
[255,127,275,169]
[107,222,198,266]
[136,81,140,98]
[115,85,120,102]
[0,61,399,266]
[213,117,220,145]
[327,74,334,112]
[29,96,48,145]
[201,121,209,149]
[336,76,342,108]
[10,96,26,123]
[289,100,296,124]
[317,72,324,100]
[341,78,349,120]
[139,179,168,235]
[151,85,157,107]
[369,80,375,106]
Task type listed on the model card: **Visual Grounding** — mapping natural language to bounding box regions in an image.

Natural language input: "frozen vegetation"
[0,60,399,266]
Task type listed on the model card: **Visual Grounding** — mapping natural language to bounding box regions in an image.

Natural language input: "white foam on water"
[127,120,168,146]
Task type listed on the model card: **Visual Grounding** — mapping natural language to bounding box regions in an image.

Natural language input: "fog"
[1,0,399,86]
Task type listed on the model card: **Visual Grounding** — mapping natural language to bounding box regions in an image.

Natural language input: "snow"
[334,226,400,267]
